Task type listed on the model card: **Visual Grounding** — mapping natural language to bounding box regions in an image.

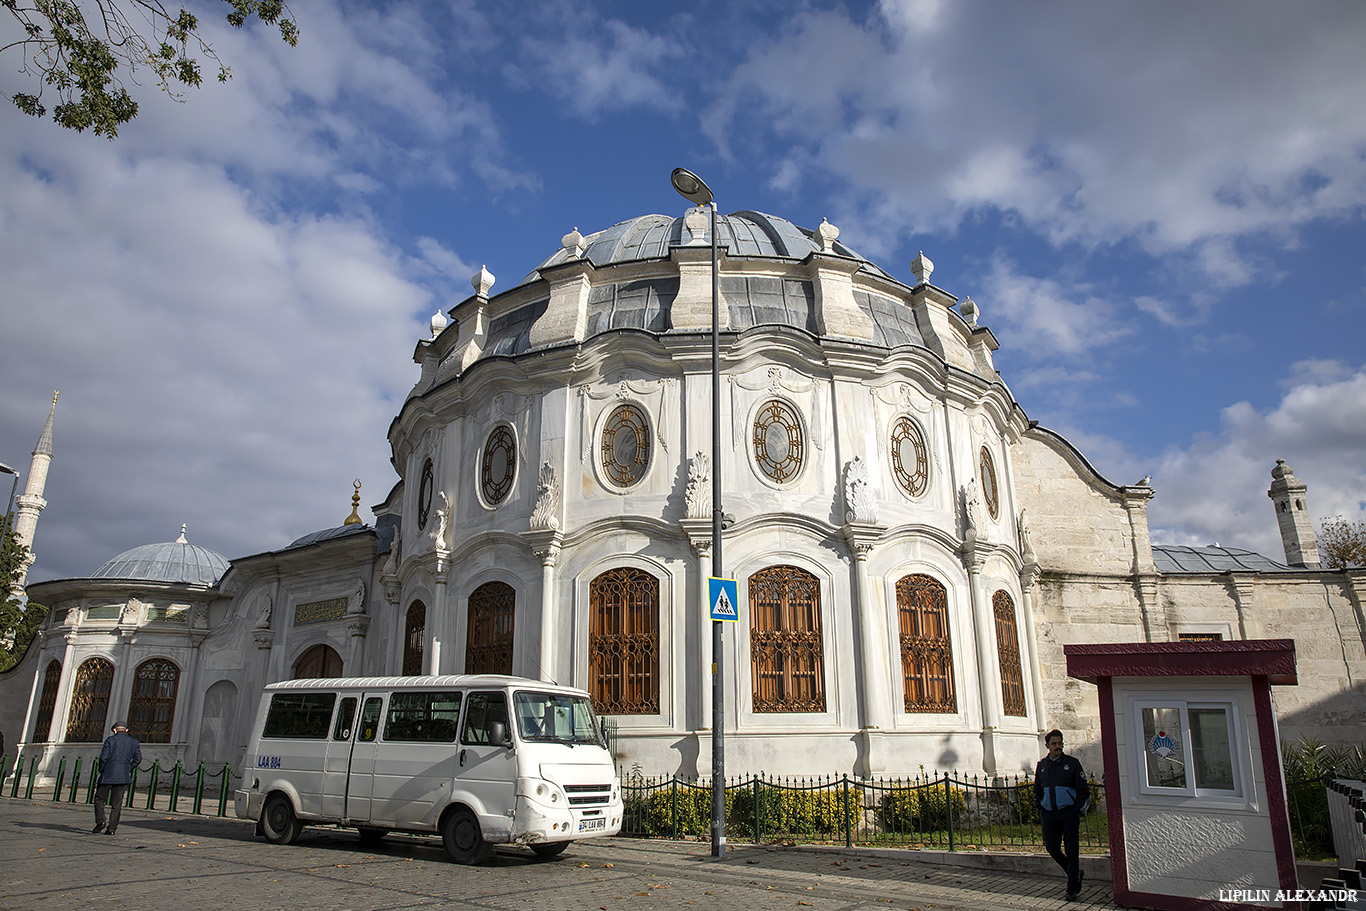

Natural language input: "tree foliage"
[1319,516,1366,570]
[0,522,45,672]
[3,0,298,138]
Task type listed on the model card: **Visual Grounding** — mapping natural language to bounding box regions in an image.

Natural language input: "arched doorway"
[293,643,343,679]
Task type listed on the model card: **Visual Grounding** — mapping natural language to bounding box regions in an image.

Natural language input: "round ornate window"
[417,458,434,530]
[753,399,804,482]
[600,403,650,488]
[890,416,929,497]
[481,425,516,505]
[979,446,999,520]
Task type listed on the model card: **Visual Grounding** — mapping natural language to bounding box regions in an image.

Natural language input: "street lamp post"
[670,167,725,859]
[0,463,17,543]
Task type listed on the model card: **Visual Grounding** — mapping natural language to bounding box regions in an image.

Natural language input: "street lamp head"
[670,168,713,207]
[0,463,15,476]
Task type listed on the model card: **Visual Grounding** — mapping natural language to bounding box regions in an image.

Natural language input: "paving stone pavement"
[0,799,1120,911]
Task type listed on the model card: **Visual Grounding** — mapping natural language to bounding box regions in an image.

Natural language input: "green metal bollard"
[169,761,182,812]
[69,757,83,802]
[54,757,67,801]
[217,763,232,816]
[945,774,955,852]
[25,755,39,799]
[1,751,8,786]
[86,760,100,804]
[8,753,20,798]
[146,761,161,810]
[192,761,205,815]
[670,777,678,840]
[753,774,761,844]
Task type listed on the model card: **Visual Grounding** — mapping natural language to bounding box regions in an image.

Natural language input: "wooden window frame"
[65,657,115,743]
[588,568,660,714]
[992,590,1027,717]
[128,658,180,743]
[896,574,957,713]
[33,659,61,742]
[749,565,826,713]
[402,600,426,676]
[466,581,515,675]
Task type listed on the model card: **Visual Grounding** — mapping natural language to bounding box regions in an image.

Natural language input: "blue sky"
[2,0,1364,582]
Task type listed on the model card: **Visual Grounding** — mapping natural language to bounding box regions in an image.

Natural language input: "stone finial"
[815,217,840,252]
[910,250,934,286]
[471,265,495,297]
[430,309,449,338]
[176,523,188,544]
[960,296,978,327]
[562,227,586,258]
[684,206,709,245]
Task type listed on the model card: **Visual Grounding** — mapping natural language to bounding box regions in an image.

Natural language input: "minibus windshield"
[513,691,604,746]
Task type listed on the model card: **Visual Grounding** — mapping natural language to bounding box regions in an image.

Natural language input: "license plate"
[578,817,606,832]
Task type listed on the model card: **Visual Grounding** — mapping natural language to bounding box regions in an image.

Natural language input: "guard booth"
[1065,639,1299,909]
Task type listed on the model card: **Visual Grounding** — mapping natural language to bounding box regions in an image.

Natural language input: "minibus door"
[456,691,517,833]
[344,695,384,823]
[321,696,358,819]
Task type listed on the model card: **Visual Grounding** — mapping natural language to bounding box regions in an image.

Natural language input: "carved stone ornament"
[254,593,273,631]
[348,576,368,616]
[530,460,561,530]
[685,451,710,519]
[120,595,142,624]
[1017,508,1036,563]
[430,491,450,553]
[963,478,982,535]
[843,456,878,524]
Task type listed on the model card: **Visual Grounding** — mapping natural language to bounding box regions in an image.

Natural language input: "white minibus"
[234,675,623,863]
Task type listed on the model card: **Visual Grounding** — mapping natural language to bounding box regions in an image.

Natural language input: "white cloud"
[1141,361,1366,557]
[981,258,1132,359]
[704,2,1366,286]
[515,17,685,118]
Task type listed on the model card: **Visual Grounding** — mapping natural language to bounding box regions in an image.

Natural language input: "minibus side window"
[462,692,510,745]
[358,697,382,742]
[384,691,462,742]
[333,697,357,741]
[262,692,336,740]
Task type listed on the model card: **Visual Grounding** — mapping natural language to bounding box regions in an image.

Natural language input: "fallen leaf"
[334,864,350,868]
[603,863,615,868]
[746,859,760,864]
[578,862,591,868]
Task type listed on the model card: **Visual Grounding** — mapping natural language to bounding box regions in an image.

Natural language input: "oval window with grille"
[601,403,650,488]
[753,399,804,483]
[891,416,929,497]
[979,446,999,520]
[481,425,516,505]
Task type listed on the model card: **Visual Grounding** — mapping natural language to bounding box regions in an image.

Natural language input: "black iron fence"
[620,771,1109,853]
[1,751,236,817]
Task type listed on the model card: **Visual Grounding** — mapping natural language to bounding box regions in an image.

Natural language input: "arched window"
[402,601,426,676]
[588,568,659,714]
[65,657,115,742]
[32,659,61,742]
[749,565,825,712]
[129,658,180,743]
[896,575,956,713]
[993,591,1027,717]
[467,581,515,675]
[293,644,343,679]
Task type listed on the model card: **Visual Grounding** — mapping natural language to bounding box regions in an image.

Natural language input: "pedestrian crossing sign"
[709,577,738,622]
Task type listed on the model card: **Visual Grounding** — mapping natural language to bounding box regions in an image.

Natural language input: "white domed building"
[7,208,1364,781]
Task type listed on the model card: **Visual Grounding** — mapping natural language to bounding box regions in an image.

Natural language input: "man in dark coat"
[93,723,141,835]
[1035,729,1090,901]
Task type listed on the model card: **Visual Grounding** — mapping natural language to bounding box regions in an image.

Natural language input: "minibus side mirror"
[489,721,511,747]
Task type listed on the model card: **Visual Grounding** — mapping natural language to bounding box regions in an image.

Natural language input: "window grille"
[128,658,180,743]
[979,446,999,520]
[467,581,515,675]
[749,565,826,712]
[897,574,957,713]
[752,399,804,482]
[32,659,61,742]
[481,425,516,504]
[403,601,426,675]
[600,404,650,487]
[890,416,929,496]
[65,657,115,742]
[588,568,659,714]
[993,591,1027,717]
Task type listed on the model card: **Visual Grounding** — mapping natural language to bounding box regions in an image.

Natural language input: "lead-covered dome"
[521,210,896,285]
[92,529,229,586]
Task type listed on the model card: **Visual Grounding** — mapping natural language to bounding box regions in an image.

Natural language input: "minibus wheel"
[441,809,493,864]
[260,794,303,845]
[530,841,570,858]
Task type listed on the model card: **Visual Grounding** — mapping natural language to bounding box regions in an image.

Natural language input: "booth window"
[1136,699,1241,798]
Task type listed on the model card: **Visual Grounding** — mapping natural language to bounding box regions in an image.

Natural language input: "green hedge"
[880,783,966,831]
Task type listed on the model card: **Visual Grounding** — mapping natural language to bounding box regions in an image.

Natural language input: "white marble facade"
[8,211,1365,781]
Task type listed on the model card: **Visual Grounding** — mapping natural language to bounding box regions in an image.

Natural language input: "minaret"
[11,392,57,593]
[1267,459,1320,567]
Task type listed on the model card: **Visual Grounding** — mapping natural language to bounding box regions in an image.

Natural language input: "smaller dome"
[92,536,230,586]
